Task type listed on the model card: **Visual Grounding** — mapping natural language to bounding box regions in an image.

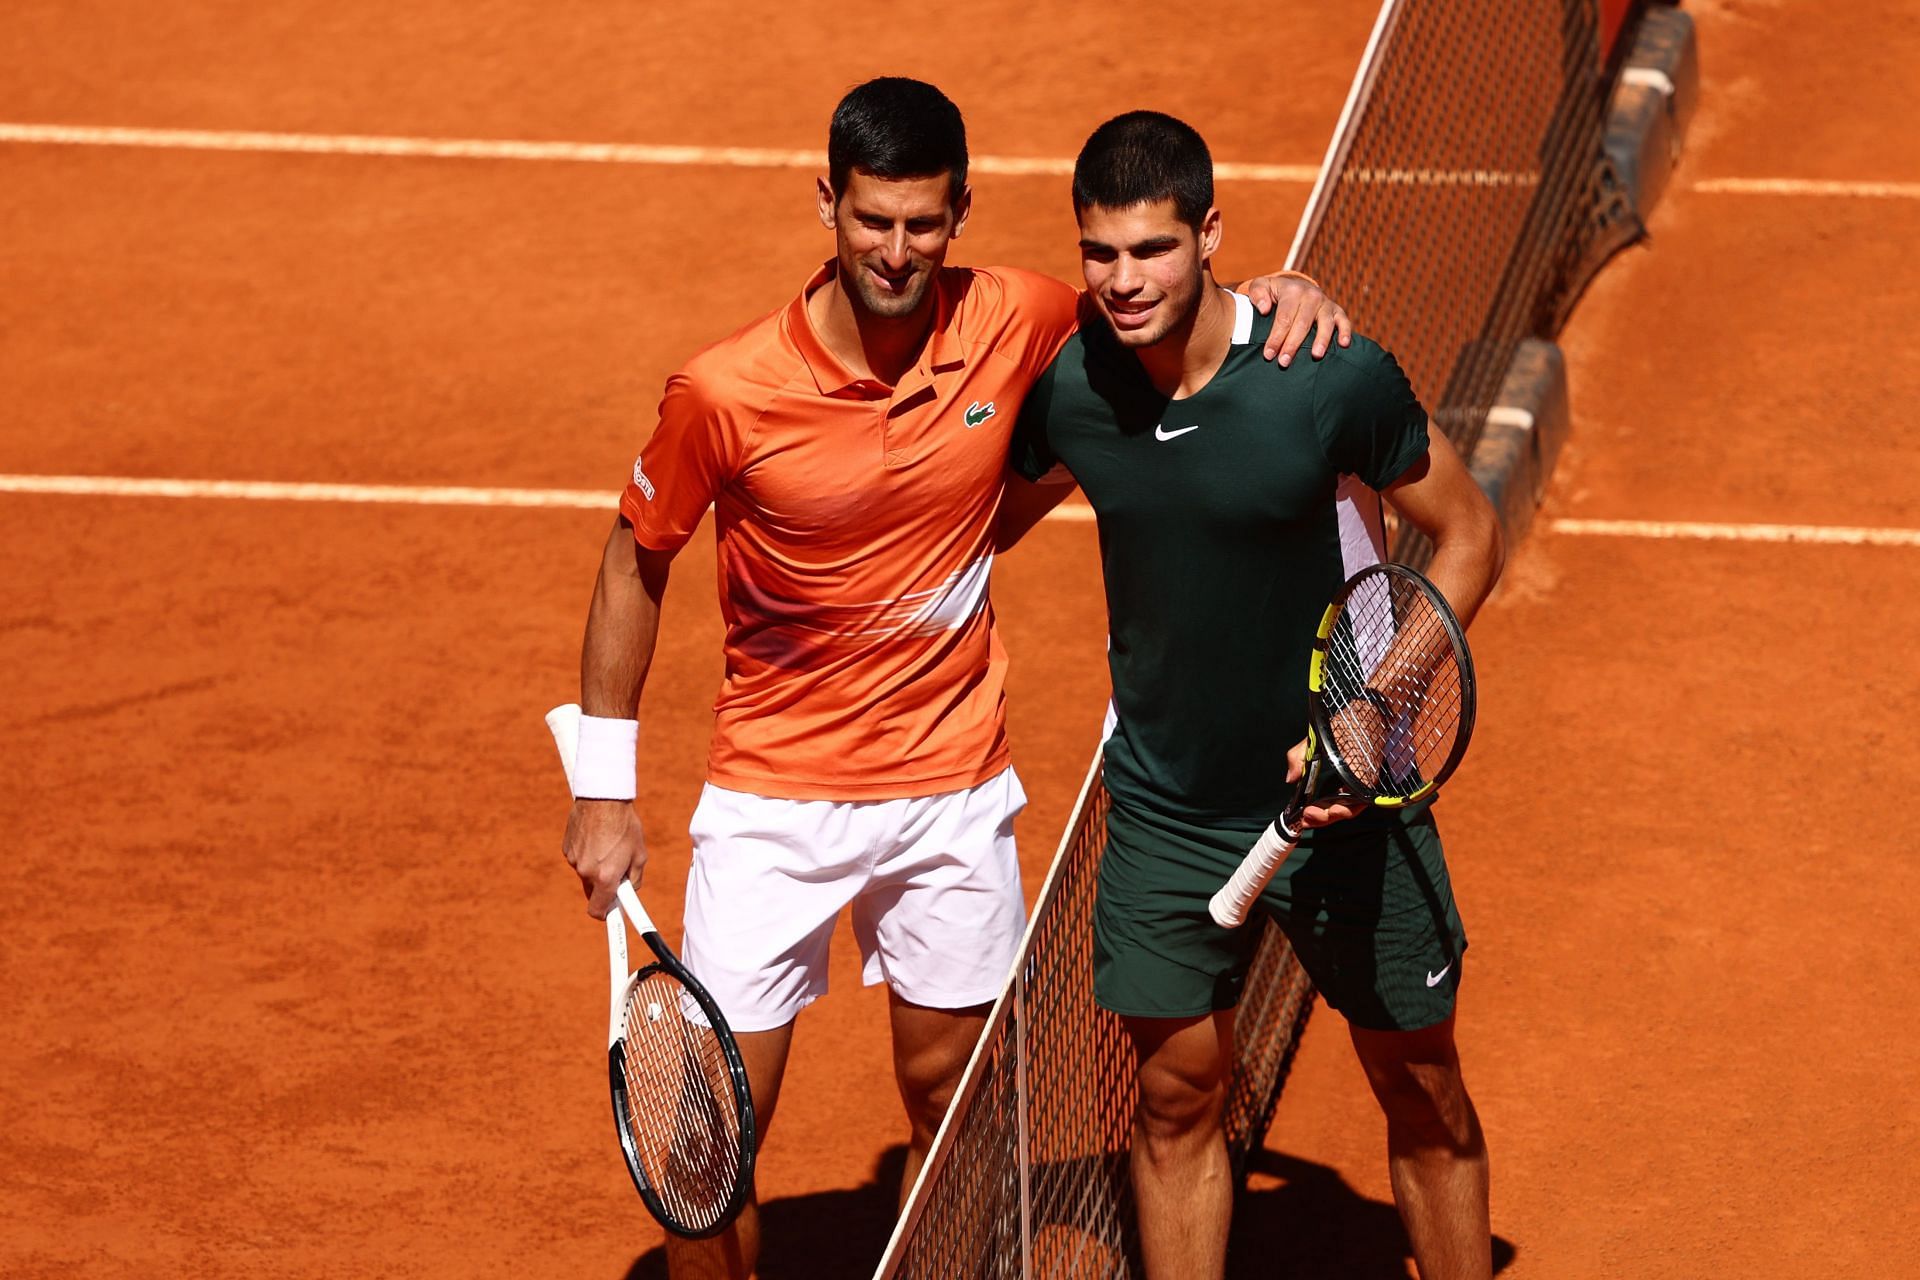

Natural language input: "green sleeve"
[1312,336,1431,490]
[1009,361,1060,482]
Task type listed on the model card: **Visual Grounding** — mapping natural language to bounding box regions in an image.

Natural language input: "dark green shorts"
[1094,799,1468,1032]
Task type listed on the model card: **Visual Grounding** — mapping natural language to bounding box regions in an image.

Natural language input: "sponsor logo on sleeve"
[631,457,656,500]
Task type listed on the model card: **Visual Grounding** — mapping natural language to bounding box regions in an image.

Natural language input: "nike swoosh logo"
[1154,424,1201,441]
[1425,964,1453,988]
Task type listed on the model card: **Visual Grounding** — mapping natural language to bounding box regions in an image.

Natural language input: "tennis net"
[876,3,1633,1275]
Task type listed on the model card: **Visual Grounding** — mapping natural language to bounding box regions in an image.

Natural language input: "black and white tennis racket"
[1209,563,1476,928]
[546,704,756,1239]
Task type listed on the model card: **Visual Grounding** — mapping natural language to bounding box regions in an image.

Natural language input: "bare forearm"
[1421,512,1503,630]
[580,518,670,717]
[1383,434,1504,629]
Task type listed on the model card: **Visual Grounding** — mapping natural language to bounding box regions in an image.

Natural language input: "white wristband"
[573,714,639,800]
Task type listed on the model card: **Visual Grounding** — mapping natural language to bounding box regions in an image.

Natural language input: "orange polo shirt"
[620,261,1079,801]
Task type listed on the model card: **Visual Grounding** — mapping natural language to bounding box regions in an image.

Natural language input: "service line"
[1550,518,1920,547]
[0,122,1317,182]
[12,124,1907,199]
[10,478,1917,542]
[0,472,1102,522]
[1691,177,1920,200]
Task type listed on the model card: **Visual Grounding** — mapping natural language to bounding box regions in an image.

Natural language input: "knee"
[895,1051,964,1139]
[1368,1060,1480,1151]
[1134,1061,1226,1158]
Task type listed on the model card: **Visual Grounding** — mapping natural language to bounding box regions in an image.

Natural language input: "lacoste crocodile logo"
[964,401,996,428]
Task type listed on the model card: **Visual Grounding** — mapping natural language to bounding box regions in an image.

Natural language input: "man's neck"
[807,268,938,387]
[1134,278,1234,399]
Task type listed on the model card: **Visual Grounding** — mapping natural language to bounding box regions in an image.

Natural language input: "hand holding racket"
[547,704,757,1238]
[1209,564,1476,928]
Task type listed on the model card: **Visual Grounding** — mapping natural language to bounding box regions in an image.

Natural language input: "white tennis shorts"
[678,767,1028,1032]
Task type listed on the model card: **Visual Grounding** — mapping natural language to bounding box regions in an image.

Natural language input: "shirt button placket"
[881,388,905,469]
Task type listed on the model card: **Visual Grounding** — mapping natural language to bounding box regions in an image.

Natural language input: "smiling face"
[1076,197,1221,348]
[818,169,971,321]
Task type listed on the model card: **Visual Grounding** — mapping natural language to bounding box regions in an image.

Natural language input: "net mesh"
[879,2,1623,1274]
[1295,0,1622,566]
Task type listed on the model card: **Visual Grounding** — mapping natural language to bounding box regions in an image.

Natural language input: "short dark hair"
[1071,111,1214,229]
[828,78,969,207]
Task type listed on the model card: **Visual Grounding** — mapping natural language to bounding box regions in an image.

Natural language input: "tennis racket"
[546,703,756,1239]
[1208,563,1476,928]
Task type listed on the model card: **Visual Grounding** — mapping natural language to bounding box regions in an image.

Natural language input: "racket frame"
[1310,563,1477,806]
[1208,563,1477,928]
[547,702,757,1240]
[604,881,758,1240]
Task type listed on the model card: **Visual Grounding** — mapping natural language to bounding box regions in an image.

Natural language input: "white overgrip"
[1208,822,1298,928]
[615,880,656,937]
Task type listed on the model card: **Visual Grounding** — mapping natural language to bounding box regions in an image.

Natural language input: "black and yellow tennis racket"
[1209,563,1476,928]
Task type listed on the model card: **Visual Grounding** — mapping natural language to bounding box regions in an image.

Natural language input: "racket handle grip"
[1210,820,1299,928]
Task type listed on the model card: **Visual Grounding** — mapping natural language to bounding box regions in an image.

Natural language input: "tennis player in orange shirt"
[558,77,1351,1278]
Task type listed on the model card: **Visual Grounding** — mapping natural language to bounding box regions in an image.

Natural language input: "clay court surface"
[4,2,1917,1275]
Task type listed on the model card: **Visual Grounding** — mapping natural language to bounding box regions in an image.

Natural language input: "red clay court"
[4,2,1917,1276]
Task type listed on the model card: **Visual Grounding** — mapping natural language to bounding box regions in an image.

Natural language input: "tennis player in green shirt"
[1003,112,1504,1280]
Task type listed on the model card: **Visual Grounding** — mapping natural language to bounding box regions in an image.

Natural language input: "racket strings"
[619,969,746,1231]
[1321,573,1465,795]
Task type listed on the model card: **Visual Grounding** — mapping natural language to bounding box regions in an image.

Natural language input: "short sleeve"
[1312,336,1431,490]
[619,370,738,551]
[991,268,1081,380]
[1009,361,1061,483]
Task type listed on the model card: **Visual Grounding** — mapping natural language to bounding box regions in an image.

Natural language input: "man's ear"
[816,176,837,230]
[951,183,974,239]
[1199,206,1223,261]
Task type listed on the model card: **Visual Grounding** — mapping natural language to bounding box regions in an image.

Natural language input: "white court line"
[1692,177,1920,200]
[0,473,615,509]
[1551,518,1920,547]
[6,124,1911,198]
[7,478,1912,543]
[11,476,1917,545]
[0,472,1102,522]
[0,122,1317,183]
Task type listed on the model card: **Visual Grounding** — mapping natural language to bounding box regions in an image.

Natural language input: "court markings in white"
[10,123,1915,199]
[5,475,1918,543]
[1547,518,1920,547]
[1690,177,1920,200]
[0,471,1097,521]
[0,474,612,509]
[0,122,1316,183]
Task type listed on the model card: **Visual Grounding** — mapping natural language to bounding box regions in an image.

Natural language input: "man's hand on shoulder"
[563,799,648,918]
[1235,271,1354,368]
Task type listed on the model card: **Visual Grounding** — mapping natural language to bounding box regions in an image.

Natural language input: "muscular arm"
[994,469,1077,553]
[565,517,676,917]
[582,516,673,715]
[1382,432,1505,626]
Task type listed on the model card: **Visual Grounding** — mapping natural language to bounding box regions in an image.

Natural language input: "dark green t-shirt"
[1012,292,1430,827]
